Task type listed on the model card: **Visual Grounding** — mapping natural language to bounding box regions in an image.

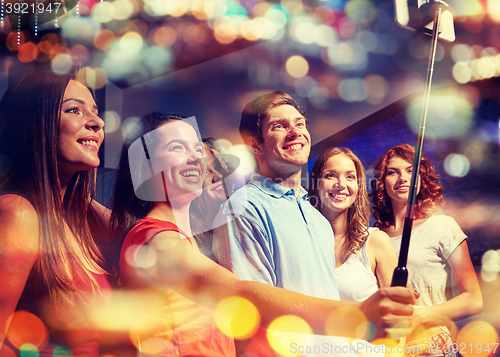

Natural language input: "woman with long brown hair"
[370,144,482,357]
[308,147,397,302]
[0,71,111,356]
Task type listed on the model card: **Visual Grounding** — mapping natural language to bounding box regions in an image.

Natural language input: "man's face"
[252,105,311,179]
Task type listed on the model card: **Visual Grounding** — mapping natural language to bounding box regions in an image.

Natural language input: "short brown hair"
[239,91,305,145]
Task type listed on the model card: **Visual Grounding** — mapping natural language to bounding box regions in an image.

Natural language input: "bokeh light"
[464,143,485,168]
[53,345,72,356]
[286,55,309,78]
[267,315,312,356]
[364,74,389,104]
[407,95,473,139]
[214,296,260,339]
[457,321,499,356]
[103,111,122,134]
[338,78,367,102]
[481,249,500,282]
[18,42,38,63]
[119,32,144,55]
[51,53,72,74]
[325,306,370,340]
[451,43,473,63]
[452,62,472,84]
[444,153,470,178]
[6,311,48,351]
[91,1,116,23]
[19,343,38,357]
[94,29,115,51]
[487,0,500,22]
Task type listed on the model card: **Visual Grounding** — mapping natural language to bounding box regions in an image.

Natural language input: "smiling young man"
[212,91,415,356]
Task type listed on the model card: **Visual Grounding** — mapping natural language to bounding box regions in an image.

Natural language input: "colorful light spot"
[214,296,260,340]
[457,321,499,356]
[267,315,312,356]
[6,311,48,351]
[325,305,369,340]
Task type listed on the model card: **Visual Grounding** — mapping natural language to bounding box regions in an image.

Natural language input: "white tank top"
[334,228,379,302]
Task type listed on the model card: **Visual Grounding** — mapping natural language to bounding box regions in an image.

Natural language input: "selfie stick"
[391,3,447,287]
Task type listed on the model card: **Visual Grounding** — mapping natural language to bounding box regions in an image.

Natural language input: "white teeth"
[331,193,347,198]
[181,170,200,178]
[285,144,302,150]
[81,140,97,147]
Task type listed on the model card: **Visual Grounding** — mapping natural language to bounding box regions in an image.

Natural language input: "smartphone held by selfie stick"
[390,0,455,287]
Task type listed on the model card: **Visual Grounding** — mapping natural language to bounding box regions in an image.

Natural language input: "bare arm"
[122,230,415,339]
[412,240,482,324]
[367,230,398,288]
[0,195,39,351]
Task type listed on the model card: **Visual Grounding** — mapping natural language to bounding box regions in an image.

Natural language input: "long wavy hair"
[0,71,104,303]
[308,147,370,254]
[369,144,444,230]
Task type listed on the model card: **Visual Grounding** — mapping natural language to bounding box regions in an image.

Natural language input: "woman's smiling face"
[383,155,421,204]
[318,153,359,213]
[58,80,104,178]
[148,120,206,203]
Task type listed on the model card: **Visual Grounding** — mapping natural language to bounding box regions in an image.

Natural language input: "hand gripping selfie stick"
[391,0,455,287]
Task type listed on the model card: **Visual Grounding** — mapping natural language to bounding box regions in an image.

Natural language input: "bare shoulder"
[0,194,40,249]
[149,230,193,251]
[368,229,393,250]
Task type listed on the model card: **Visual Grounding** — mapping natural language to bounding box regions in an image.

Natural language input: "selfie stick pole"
[391,5,444,287]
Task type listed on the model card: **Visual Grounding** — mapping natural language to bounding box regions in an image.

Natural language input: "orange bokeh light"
[18,42,38,63]
[457,321,499,357]
[6,311,49,350]
[94,29,116,51]
[6,32,26,51]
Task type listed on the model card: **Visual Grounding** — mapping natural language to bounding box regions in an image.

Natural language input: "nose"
[187,147,203,164]
[287,123,302,139]
[400,171,411,182]
[86,112,105,132]
[336,176,346,189]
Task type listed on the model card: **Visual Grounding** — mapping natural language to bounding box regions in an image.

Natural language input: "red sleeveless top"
[119,217,235,357]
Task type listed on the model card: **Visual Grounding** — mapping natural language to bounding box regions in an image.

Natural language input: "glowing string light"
[76,0,79,16]
[54,2,58,28]
[17,0,21,48]
[1,0,4,28]
[34,0,38,38]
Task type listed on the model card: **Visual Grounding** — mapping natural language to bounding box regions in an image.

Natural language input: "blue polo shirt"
[212,174,339,300]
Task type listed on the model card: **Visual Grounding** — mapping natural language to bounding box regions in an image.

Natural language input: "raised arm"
[368,230,398,288]
[122,230,415,339]
[0,195,39,351]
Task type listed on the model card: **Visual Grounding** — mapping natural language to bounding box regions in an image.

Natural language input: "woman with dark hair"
[370,144,482,357]
[308,147,397,302]
[109,112,416,356]
[0,71,111,356]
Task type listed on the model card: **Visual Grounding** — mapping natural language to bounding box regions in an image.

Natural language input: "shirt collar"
[250,174,308,200]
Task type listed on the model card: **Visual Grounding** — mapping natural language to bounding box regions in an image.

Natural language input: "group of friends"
[0,71,483,357]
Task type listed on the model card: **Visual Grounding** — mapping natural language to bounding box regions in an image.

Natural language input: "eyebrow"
[165,139,203,147]
[268,117,308,125]
[387,165,412,171]
[62,98,99,112]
